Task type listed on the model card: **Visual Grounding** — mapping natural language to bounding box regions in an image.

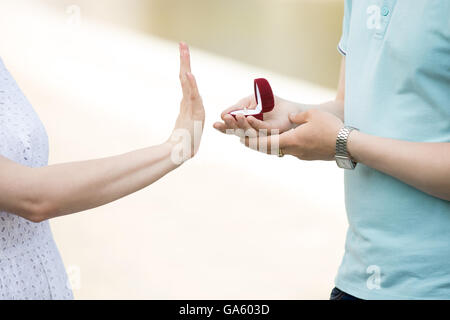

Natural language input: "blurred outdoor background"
[0,0,348,299]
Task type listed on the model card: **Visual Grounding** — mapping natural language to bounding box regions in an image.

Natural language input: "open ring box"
[230,78,274,121]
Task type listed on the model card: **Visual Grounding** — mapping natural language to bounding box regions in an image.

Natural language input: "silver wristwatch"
[335,126,359,170]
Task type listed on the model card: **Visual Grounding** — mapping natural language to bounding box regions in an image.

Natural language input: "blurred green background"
[42,0,344,88]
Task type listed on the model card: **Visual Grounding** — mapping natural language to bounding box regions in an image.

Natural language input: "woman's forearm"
[0,142,180,222]
[0,42,204,223]
[348,131,450,201]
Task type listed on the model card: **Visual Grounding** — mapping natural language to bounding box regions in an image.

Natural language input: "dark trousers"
[330,287,362,300]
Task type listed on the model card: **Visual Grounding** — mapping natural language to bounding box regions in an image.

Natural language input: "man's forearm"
[288,99,344,123]
[316,100,345,121]
[348,131,450,201]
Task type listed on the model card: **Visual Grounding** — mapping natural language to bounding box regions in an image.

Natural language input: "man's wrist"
[346,130,362,163]
[335,126,359,169]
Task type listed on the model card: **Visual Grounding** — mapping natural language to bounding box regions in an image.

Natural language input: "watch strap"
[336,126,358,169]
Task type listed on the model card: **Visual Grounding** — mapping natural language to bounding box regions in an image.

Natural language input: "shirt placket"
[374,0,396,39]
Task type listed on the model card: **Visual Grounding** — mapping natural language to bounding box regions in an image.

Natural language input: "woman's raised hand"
[169,43,205,162]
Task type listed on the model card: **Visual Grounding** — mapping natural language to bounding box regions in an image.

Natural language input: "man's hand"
[213,95,302,136]
[243,109,343,161]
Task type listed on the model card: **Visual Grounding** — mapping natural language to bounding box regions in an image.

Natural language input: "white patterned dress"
[0,57,73,300]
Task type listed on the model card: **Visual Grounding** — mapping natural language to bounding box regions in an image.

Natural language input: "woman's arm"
[0,144,177,222]
[348,132,450,201]
[0,43,205,222]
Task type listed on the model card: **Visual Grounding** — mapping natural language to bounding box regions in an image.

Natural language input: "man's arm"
[340,55,450,201]
[328,57,345,120]
[242,107,450,202]
[301,57,346,121]
[213,58,347,134]
[348,132,450,201]
[238,56,450,202]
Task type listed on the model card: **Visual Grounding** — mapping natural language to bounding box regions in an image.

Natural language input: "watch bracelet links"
[336,126,358,164]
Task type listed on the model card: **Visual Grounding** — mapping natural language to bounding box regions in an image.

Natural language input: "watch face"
[336,157,355,170]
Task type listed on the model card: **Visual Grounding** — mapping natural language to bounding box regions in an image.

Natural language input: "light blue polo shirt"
[336,0,450,299]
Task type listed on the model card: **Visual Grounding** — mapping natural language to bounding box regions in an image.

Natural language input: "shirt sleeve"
[338,0,352,56]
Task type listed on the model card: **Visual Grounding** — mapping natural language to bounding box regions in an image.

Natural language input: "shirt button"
[382,6,390,16]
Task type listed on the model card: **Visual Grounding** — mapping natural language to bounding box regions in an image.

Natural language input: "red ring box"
[230,78,274,121]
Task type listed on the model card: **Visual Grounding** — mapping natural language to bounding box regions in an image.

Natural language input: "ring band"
[278,148,284,158]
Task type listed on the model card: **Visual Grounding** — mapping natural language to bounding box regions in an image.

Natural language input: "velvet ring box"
[230,78,274,121]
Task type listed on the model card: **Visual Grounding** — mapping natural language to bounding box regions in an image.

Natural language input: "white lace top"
[0,57,73,300]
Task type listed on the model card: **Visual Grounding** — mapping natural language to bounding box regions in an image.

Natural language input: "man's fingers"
[221,106,246,118]
[242,132,291,154]
[220,96,256,118]
[213,121,257,138]
[213,122,244,135]
[289,111,309,125]
[247,116,273,131]
[243,135,275,153]
[213,122,227,133]
[216,113,269,137]
[236,114,257,134]
[222,114,239,130]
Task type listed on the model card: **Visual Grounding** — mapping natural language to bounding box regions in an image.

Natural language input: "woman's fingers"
[179,44,203,116]
[179,42,192,75]
[179,42,192,98]
[186,72,205,122]
[186,72,200,100]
